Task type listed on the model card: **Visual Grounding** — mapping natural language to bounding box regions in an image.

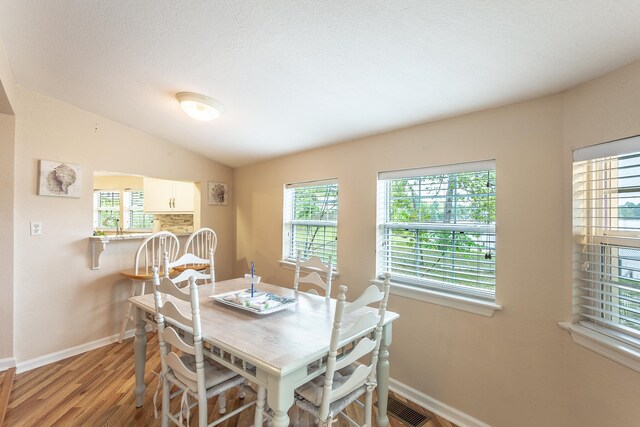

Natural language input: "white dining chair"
[152,262,260,426]
[178,227,218,283]
[118,231,179,342]
[293,273,391,426]
[293,250,334,299]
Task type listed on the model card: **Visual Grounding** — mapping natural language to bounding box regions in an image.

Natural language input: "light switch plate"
[30,222,42,236]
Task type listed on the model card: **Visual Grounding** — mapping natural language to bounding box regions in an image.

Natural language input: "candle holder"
[240,274,263,301]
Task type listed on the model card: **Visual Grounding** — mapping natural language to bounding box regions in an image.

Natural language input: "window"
[377,160,496,301]
[124,190,154,230]
[93,189,154,232]
[283,180,338,267]
[573,137,640,346]
[93,190,121,230]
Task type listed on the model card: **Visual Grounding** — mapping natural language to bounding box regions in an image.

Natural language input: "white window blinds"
[93,190,120,230]
[283,180,338,266]
[377,160,496,300]
[573,136,640,341]
[124,190,154,230]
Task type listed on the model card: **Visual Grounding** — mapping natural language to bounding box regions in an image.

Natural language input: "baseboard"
[389,378,491,427]
[0,358,15,372]
[15,329,136,374]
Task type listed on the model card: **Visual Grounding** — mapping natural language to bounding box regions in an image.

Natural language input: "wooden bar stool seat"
[171,264,208,273]
[119,267,174,281]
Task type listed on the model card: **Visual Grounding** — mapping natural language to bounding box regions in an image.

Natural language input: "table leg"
[254,385,266,427]
[267,376,294,427]
[376,323,393,427]
[134,306,148,408]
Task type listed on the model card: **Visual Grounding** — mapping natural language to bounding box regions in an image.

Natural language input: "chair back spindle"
[294,250,334,299]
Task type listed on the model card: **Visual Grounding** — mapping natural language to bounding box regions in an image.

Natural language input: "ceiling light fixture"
[176,92,226,121]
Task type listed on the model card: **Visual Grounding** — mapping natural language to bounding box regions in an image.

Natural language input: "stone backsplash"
[155,214,194,234]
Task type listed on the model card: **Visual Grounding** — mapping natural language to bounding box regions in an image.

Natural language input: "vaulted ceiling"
[0,79,11,115]
[1,1,640,166]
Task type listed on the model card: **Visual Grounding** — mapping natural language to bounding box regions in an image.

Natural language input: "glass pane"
[381,167,496,294]
[288,183,339,265]
[385,228,495,292]
[387,170,496,225]
[290,224,337,266]
[615,154,640,232]
[292,184,338,222]
[124,190,154,230]
[93,191,120,229]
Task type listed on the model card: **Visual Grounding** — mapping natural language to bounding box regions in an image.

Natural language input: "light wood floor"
[1,333,457,427]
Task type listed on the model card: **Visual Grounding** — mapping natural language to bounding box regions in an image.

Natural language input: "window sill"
[559,322,640,373]
[370,279,502,317]
[278,260,340,277]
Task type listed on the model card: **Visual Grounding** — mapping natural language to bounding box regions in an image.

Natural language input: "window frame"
[282,179,339,269]
[568,135,640,372]
[376,160,497,303]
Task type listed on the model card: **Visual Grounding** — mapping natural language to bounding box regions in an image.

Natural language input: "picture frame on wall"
[208,181,228,205]
[38,160,82,198]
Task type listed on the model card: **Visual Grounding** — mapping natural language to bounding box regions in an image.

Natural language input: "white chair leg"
[254,385,266,426]
[118,281,138,343]
[199,389,208,426]
[161,377,170,427]
[364,388,373,427]
[218,391,227,414]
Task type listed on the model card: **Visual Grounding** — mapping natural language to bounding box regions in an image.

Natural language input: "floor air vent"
[375,395,431,427]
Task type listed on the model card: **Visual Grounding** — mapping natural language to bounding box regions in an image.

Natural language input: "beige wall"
[559,61,640,426]
[234,61,640,426]
[93,175,144,191]
[2,83,234,362]
[0,31,16,365]
[0,112,15,360]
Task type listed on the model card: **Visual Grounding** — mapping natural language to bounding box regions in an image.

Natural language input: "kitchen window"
[377,160,497,302]
[572,137,640,355]
[282,180,338,267]
[93,190,121,230]
[93,189,154,232]
[124,190,154,230]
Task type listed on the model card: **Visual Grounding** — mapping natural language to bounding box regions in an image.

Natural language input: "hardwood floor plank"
[4,334,458,427]
[0,367,15,427]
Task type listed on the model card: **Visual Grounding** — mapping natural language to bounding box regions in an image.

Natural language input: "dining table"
[129,278,399,427]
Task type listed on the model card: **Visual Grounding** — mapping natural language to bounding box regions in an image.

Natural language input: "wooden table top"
[130,278,398,377]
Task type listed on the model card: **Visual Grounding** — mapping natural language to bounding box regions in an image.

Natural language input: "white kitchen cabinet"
[143,177,195,213]
[172,180,195,212]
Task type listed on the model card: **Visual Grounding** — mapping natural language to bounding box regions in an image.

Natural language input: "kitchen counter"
[89,232,191,269]
[90,232,191,241]
[90,233,151,241]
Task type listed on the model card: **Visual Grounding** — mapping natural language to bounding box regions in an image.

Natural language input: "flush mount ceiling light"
[176,92,226,121]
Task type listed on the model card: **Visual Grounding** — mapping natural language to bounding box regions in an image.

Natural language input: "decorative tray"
[210,289,297,315]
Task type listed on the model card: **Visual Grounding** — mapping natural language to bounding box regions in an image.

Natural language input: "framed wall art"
[38,160,82,198]
[208,181,228,205]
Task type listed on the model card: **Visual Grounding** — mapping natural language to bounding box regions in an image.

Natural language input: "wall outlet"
[30,222,42,236]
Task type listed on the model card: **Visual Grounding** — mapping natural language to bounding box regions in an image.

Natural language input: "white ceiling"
[1,1,640,167]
